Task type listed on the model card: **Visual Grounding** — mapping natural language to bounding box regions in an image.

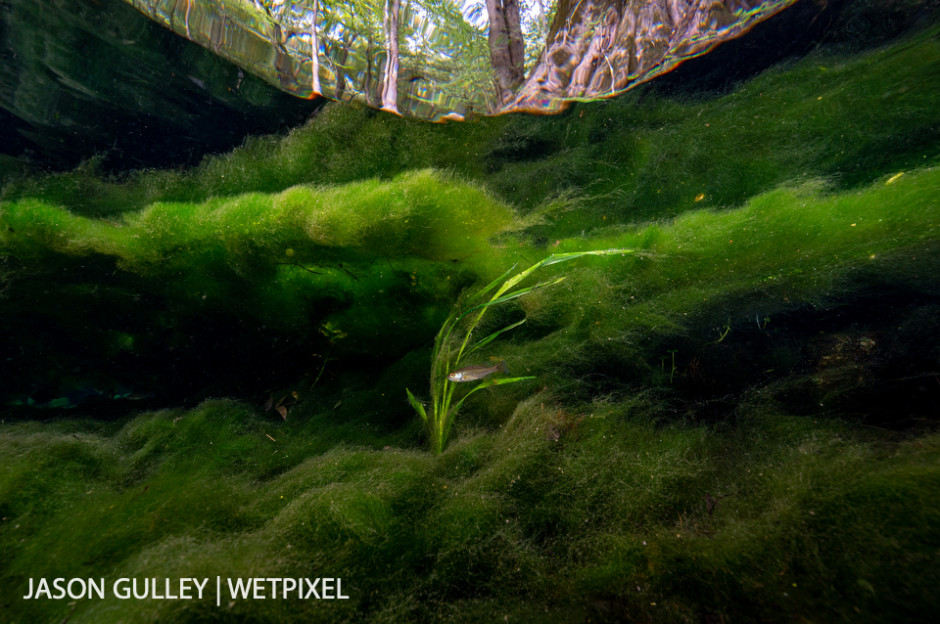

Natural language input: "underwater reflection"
[123,0,799,121]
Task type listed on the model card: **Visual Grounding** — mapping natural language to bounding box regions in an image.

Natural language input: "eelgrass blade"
[406,388,427,423]
[448,376,537,434]
[424,247,635,453]
[468,263,518,302]
[471,375,537,389]
[481,276,567,309]
[502,249,634,293]
[454,276,566,325]
[467,318,526,356]
[538,248,635,267]
[486,249,631,304]
[452,252,631,381]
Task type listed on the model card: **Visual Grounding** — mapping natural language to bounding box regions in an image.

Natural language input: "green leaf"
[467,318,526,355]
[485,276,567,307]
[486,249,631,302]
[417,247,635,453]
[539,248,635,268]
[450,375,537,416]
[469,262,518,302]
[455,276,566,324]
[406,388,427,423]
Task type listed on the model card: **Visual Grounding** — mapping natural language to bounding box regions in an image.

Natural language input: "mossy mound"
[0,169,514,405]
[1,398,938,623]
[2,10,940,624]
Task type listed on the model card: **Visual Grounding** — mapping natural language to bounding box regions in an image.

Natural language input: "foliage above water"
[125,0,799,119]
[1,15,939,624]
[4,16,938,219]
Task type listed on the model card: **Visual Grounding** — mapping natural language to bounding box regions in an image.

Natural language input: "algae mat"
[2,11,940,624]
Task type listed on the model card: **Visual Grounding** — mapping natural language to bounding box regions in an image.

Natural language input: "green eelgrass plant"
[408,249,633,453]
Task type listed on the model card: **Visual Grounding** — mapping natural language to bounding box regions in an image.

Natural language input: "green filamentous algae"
[1,3,939,623]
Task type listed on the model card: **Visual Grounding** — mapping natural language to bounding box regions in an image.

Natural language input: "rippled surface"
[124,1,798,120]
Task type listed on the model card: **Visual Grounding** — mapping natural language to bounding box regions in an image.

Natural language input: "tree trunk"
[310,0,321,96]
[330,32,355,102]
[381,0,401,114]
[486,0,525,105]
[505,0,796,114]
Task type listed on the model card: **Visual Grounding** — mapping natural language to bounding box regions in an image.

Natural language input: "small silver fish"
[447,361,508,382]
